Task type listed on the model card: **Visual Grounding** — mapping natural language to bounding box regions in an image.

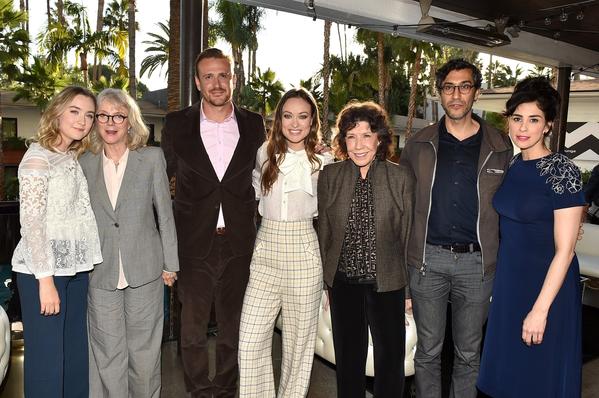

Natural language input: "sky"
[25,0,533,92]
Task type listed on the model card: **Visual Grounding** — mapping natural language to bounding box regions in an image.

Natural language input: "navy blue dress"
[478,153,585,398]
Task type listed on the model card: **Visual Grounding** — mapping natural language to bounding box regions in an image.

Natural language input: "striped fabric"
[239,218,323,397]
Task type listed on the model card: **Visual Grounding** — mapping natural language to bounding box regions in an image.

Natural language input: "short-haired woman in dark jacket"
[317,101,415,397]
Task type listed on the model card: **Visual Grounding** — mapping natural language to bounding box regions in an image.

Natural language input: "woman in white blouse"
[238,88,332,397]
[12,86,103,397]
[79,88,179,398]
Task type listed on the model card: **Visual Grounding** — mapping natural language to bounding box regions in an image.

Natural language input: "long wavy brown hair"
[261,88,322,194]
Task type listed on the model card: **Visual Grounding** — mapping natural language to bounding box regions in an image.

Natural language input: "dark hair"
[194,48,233,77]
[261,88,322,194]
[504,77,560,127]
[333,101,393,160]
[435,59,483,92]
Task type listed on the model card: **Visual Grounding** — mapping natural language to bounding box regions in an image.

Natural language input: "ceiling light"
[559,9,568,22]
[576,10,584,21]
[544,17,552,25]
[418,18,511,48]
[304,0,314,10]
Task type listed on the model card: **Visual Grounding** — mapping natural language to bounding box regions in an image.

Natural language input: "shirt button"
[114,223,119,228]
[452,225,456,229]
[454,181,459,185]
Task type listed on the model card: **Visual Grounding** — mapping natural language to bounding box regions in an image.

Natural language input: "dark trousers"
[329,272,406,398]
[178,234,251,398]
[17,271,89,398]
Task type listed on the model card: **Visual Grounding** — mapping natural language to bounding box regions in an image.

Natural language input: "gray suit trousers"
[88,277,164,398]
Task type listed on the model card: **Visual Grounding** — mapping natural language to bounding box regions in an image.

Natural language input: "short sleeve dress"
[477,152,585,398]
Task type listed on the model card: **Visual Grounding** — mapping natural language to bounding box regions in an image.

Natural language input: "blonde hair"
[89,88,149,154]
[35,86,97,158]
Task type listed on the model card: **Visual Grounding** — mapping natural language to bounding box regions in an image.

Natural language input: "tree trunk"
[93,0,105,82]
[405,45,422,140]
[321,20,332,142]
[167,0,180,112]
[232,46,244,104]
[46,0,51,26]
[56,0,64,24]
[377,32,386,110]
[128,0,137,98]
[202,0,209,49]
[80,52,89,85]
[336,23,344,62]
[0,92,4,200]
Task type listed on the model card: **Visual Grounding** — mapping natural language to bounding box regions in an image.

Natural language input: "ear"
[544,122,553,135]
[194,75,201,92]
[473,88,481,102]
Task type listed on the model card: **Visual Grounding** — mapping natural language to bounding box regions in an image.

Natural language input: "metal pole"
[179,0,204,108]
[550,66,572,153]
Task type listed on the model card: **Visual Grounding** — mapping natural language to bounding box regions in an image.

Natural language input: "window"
[1,118,17,139]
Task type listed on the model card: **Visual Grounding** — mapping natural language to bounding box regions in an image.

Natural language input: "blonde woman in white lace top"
[11,86,102,398]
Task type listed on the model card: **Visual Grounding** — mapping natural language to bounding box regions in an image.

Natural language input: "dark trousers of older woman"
[329,271,405,398]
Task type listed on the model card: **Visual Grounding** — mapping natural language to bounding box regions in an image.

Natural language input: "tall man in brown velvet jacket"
[161,48,265,398]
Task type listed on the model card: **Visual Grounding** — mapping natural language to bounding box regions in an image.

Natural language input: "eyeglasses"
[440,83,475,95]
[96,113,128,124]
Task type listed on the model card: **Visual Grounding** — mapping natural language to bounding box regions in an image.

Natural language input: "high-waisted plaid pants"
[238,219,323,397]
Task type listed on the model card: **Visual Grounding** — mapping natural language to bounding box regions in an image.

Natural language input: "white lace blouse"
[253,142,333,221]
[12,143,103,278]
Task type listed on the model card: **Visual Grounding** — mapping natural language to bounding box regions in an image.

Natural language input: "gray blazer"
[80,147,179,290]
[317,159,415,292]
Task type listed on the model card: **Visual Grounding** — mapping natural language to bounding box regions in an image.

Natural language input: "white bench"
[577,223,599,278]
[313,291,417,377]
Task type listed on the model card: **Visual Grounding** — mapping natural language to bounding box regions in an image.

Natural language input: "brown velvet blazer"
[317,159,415,292]
[161,102,265,259]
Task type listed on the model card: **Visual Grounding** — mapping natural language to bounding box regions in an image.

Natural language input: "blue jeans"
[409,244,493,398]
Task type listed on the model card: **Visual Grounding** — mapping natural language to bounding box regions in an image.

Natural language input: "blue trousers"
[18,272,89,398]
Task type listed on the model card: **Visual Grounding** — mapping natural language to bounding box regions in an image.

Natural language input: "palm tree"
[213,0,253,102]
[405,41,440,139]
[13,56,67,109]
[0,0,29,200]
[128,0,136,98]
[376,32,387,109]
[140,21,169,79]
[167,0,179,111]
[92,0,105,82]
[245,67,284,117]
[245,6,264,84]
[321,20,332,142]
[102,0,130,78]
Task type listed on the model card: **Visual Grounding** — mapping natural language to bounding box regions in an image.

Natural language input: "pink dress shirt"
[200,102,240,228]
[102,148,130,289]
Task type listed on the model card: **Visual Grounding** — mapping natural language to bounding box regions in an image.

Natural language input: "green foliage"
[13,56,69,109]
[140,21,169,78]
[2,135,26,150]
[240,67,284,116]
[485,61,524,88]
[483,111,507,132]
[582,169,592,185]
[4,175,18,200]
[0,0,30,84]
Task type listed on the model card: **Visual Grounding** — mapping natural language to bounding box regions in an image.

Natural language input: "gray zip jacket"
[399,115,512,276]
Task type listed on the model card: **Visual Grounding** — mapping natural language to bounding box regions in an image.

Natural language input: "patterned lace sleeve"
[537,153,586,210]
[18,151,53,278]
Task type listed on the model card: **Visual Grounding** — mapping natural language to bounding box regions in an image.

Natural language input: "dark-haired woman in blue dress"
[477,77,585,397]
